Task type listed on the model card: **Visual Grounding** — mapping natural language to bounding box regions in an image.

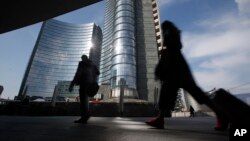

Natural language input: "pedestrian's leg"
[75,87,89,123]
[184,84,216,111]
[184,84,229,129]
[158,83,179,118]
[80,93,89,118]
[145,82,178,129]
[81,86,90,117]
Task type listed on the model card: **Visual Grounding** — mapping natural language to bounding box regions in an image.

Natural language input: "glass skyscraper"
[18,19,102,99]
[99,0,162,102]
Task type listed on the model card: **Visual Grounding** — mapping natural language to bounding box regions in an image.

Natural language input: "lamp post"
[118,79,126,116]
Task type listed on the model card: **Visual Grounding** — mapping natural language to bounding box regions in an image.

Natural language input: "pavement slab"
[0,116,228,141]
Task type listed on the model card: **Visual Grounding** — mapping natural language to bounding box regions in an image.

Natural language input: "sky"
[1,0,250,99]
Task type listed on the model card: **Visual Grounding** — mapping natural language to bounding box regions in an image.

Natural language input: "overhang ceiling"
[0,0,102,34]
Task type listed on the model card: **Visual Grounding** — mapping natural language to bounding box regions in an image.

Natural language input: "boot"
[74,115,90,124]
[214,116,229,131]
[145,116,164,129]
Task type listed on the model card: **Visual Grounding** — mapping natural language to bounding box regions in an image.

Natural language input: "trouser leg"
[184,84,208,104]
[158,82,179,116]
[79,87,89,118]
[184,84,219,114]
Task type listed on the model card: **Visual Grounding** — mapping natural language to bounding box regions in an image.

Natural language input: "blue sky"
[1,0,250,99]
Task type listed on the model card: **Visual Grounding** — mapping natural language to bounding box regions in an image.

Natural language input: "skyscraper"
[18,19,102,99]
[99,0,162,102]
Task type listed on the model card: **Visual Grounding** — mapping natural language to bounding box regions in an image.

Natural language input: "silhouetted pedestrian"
[145,20,220,129]
[189,105,195,117]
[0,85,3,96]
[69,55,100,124]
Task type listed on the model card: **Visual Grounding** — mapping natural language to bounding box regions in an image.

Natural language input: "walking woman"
[145,20,221,129]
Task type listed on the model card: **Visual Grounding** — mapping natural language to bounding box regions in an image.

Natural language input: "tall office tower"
[18,19,102,99]
[99,0,162,102]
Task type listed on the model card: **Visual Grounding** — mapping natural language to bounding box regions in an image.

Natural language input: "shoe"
[214,125,228,131]
[74,116,90,124]
[74,118,87,124]
[145,116,164,129]
[214,116,228,131]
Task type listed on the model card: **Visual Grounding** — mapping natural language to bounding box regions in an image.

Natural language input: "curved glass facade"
[99,0,115,85]
[18,19,102,98]
[111,0,136,89]
[99,0,161,101]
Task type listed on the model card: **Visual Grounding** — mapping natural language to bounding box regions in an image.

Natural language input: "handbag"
[88,82,99,97]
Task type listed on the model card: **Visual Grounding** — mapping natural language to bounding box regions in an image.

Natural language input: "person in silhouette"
[145,20,220,129]
[69,55,100,123]
[0,85,3,96]
[189,105,195,117]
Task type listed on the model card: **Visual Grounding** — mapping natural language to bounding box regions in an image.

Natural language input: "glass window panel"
[113,30,134,39]
[111,54,136,65]
[115,17,134,25]
[113,38,135,47]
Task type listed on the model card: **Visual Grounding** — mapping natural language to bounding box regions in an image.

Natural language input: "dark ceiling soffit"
[0,0,102,34]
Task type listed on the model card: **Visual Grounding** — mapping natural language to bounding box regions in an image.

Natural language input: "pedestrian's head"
[161,20,182,50]
[161,20,180,34]
[81,55,88,61]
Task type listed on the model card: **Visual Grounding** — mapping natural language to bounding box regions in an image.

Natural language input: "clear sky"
[0,0,250,99]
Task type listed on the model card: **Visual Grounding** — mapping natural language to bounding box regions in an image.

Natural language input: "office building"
[99,0,162,102]
[18,19,102,99]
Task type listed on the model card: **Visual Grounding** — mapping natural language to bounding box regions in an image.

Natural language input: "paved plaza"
[0,116,228,141]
